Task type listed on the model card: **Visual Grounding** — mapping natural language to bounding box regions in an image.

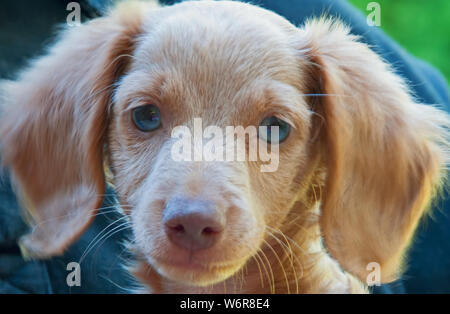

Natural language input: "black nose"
[163,198,225,251]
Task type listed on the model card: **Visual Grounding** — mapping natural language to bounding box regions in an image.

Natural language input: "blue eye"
[132,105,162,132]
[259,116,291,144]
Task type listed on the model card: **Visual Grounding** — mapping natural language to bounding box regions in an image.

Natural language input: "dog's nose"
[163,198,225,251]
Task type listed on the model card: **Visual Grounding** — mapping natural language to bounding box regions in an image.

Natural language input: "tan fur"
[0,1,447,293]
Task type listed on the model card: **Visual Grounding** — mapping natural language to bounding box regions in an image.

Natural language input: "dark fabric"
[0,0,449,294]
[0,171,135,293]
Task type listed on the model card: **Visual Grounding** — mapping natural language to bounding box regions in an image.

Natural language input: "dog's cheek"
[226,190,263,250]
[128,146,181,255]
[130,184,167,257]
[107,122,169,207]
[248,144,309,230]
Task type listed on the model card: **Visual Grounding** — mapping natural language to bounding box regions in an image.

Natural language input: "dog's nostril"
[201,227,216,236]
[171,224,185,233]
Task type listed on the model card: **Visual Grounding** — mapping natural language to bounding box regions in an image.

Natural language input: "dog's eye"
[132,104,162,132]
[259,116,291,144]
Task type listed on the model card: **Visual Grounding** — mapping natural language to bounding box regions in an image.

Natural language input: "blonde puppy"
[0,0,448,293]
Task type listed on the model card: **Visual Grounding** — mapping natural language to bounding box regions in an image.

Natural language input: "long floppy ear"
[0,2,151,258]
[300,19,449,283]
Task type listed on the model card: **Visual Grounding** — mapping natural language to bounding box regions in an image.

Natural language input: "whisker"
[266,225,307,254]
[265,226,306,280]
[31,206,123,230]
[255,251,271,292]
[78,216,130,264]
[265,229,300,294]
[90,224,133,262]
[257,248,275,294]
[251,255,265,289]
[99,275,134,294]
[262,238,290,294]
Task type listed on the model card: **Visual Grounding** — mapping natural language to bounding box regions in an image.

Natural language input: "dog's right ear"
[0,2,153,258]
[299,18,449,283]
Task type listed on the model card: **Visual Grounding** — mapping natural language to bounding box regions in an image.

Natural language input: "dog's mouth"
[149,256,247,286]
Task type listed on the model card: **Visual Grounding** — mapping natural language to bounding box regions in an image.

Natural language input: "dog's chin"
[149,257,247,287]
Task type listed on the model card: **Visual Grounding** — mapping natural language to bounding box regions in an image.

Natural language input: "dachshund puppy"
[0,0,448,293]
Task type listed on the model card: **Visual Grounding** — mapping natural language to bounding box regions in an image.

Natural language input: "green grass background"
[348,0,450,83]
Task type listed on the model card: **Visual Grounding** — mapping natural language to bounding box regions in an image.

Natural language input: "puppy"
[0,0,448,293]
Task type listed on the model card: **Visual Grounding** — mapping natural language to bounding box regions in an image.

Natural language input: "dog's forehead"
[125,2,301,121]
[137,2,299,73]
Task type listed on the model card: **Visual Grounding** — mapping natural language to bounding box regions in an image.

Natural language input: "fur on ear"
[299,18,449,283]
[0,2,151,258]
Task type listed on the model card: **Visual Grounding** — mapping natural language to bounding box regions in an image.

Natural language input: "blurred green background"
[349,0,450,83]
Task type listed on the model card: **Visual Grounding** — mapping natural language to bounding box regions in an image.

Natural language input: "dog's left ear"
[298,19,449,283]
[0,2,151,258]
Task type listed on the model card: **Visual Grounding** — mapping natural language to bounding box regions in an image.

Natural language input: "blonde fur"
[0,1,448,293]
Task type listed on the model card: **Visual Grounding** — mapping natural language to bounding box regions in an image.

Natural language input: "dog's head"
[1,1,447,287]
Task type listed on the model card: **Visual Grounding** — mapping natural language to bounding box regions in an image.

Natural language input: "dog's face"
[109,3,312,285]
[0,0,447,291]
